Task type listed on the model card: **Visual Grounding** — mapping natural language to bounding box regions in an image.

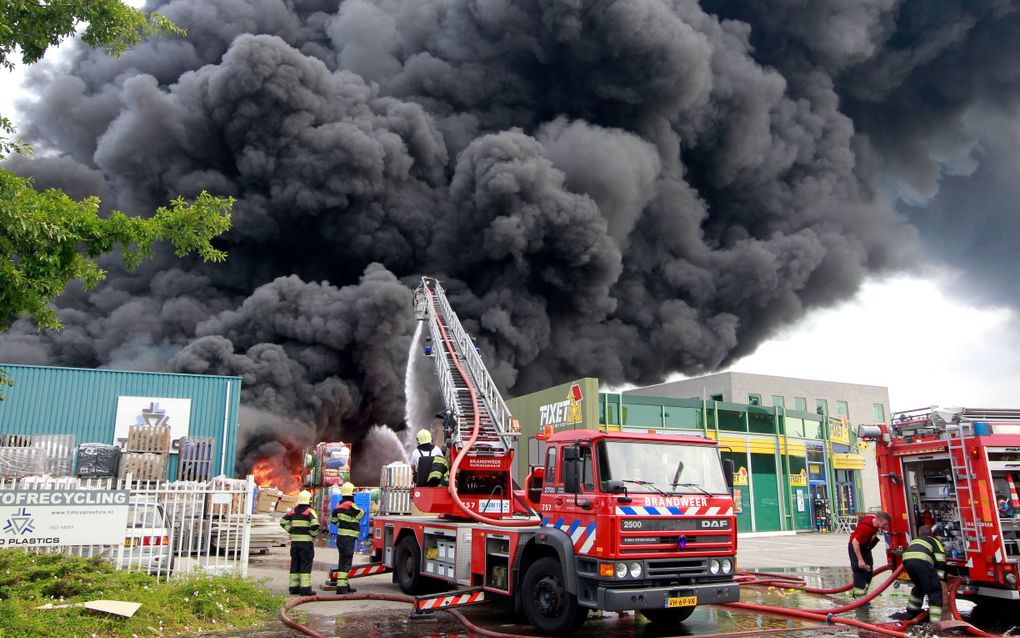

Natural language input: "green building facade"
[507,378,867,533]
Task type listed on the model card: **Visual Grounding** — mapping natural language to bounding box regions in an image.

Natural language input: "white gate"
[0,475,255,581]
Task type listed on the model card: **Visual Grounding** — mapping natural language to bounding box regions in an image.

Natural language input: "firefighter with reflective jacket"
[330,482,365,594]
[848,511,891,598]
[281,490,319,595]
[894,524,948,622]
[409,429,444,484]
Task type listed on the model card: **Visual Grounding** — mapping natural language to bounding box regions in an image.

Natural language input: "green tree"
[0,2,233,397]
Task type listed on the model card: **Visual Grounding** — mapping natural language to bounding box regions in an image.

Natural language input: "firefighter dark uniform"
[330,482,365,594]
[901,532,947,621]
[281,491,319,595]
[848,512,890,597]
[427,453,450,487]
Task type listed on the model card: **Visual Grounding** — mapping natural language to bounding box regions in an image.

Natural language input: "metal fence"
[0,474,254,581]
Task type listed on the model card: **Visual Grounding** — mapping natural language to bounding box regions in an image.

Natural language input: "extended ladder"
[413,277,517,455]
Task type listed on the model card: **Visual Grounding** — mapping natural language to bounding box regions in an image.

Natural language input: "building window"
[794,397,807,412]
[872,403,885,422]
[836,400,849,419]
[771,395,785,408]
[710,393,723,402]
[748,393,762,406]
[815,399,828,416]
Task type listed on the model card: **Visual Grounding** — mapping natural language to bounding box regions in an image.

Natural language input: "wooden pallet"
[125,425,171,454]
[119,452,168,481]
[177,436,215,481]
[31,434,76,476]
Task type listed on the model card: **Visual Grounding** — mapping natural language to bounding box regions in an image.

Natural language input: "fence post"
[239,474,254,578]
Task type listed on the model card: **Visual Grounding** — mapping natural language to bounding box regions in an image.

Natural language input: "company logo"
[539,384,584,429]
[3,507,35,536]
[700,519,727,529]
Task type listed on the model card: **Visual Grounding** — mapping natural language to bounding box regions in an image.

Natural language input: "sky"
[3,31,1019,417]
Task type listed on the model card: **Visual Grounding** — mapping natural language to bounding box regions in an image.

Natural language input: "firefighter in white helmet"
[409,427,444,484]
[330,482,364,594]
[280,490,319,595]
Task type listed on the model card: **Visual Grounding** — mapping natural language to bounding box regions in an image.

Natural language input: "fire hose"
[423,284,539,527]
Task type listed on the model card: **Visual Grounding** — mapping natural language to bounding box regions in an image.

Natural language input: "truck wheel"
[522,557,589,634]
[640,606,697,624]
[394,536,424,594]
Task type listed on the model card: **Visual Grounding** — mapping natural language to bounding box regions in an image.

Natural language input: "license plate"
[666,596,697,608]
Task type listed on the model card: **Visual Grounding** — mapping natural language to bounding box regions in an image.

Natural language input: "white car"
[115,498,174,577]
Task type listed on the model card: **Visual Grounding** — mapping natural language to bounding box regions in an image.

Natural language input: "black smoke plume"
[2,0,1017,479]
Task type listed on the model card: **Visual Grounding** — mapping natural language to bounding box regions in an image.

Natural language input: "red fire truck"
[365,277,740,634]
[860,407,1020,605]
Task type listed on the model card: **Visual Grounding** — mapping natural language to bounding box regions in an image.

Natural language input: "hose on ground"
[738,564,891,595]
[281,589,921,638]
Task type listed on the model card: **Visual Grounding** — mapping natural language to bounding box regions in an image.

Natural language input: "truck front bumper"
[595,581,740,611]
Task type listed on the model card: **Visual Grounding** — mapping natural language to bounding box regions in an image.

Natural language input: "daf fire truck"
[367,276,740,634]
[860,407,1020,605]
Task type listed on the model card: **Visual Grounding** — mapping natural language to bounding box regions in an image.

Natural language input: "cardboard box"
[275,495,298,513]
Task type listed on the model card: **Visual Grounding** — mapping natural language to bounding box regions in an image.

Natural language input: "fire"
[252,458,301,494]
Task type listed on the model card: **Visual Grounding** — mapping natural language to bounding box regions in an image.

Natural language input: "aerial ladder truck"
[860,407,1020,607]
[361,276,740,634]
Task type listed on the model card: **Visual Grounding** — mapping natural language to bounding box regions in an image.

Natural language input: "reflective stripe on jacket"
[330,499,365,538]
[428,455,450,484]
[281,504,320,542]
[902,535,947,580]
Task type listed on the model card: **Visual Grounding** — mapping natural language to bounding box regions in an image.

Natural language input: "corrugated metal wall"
[0,364,242,477]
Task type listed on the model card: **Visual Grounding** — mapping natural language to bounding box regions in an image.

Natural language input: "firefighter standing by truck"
[281,490,320,595]
[892,524,947,622]
[330,482,365,594]
[848,511,892,598]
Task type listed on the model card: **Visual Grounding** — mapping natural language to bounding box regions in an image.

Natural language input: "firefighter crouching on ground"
[330,482,365,594]
[848,511,892,598]
[893,524,947,621]
[281,490,320,595]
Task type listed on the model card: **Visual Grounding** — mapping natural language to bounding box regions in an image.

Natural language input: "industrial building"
[0,363,242,478]
[507,372,889,534]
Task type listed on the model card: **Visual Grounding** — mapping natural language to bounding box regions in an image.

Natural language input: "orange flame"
[252,458,301,494]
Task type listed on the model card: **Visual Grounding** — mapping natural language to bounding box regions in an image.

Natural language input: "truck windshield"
[597,441,728,495]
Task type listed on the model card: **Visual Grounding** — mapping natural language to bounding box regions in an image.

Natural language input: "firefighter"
[409,428,444,484]
[426,452,450,487]
[892,525,947,622]
[280,490,319,595]
[848,511,892,598]
[330,482,365,594]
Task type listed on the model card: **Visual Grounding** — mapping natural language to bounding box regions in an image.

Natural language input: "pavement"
[247,532,860,596]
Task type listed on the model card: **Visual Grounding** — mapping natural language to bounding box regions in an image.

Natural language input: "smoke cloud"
[2,0,1016,479]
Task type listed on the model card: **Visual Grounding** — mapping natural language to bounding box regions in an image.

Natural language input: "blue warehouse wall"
[0,364,242,477]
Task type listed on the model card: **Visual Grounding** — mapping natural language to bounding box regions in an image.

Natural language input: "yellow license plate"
[666,596,697,608]
[123,539,134,547]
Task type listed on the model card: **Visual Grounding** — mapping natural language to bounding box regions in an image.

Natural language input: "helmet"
[416,429,432,445]
[297,490,312,505]
[340,482,355,497]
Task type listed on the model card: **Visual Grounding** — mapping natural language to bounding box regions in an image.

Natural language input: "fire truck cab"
[860,407,1020,605]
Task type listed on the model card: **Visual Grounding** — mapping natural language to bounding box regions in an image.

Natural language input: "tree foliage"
[0,0,183,70]
[0,169,233,332]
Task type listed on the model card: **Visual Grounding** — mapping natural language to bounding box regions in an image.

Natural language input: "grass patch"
[0,551,281,638]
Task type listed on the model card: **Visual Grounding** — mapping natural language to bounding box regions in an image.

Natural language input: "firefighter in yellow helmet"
[409,428,444,485]
[330,482,365,594]
[280,490,319,595]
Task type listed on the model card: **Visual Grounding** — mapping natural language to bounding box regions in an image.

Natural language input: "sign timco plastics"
[0,490,130,547]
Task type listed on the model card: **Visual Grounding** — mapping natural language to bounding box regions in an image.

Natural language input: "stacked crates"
[119,425,170,481]
[177,436,215,481]
[0,434,76,477]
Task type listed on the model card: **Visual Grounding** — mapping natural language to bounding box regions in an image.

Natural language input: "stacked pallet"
[32,435,76,475]
[177,436,215,481]
[378,461,413,515]
[249,513,290,551]
[119,425,170,481]
[0,445,45,477]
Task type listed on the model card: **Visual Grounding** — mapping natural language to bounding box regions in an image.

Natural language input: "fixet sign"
[0,490,130,547]
[539,384,584,430]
